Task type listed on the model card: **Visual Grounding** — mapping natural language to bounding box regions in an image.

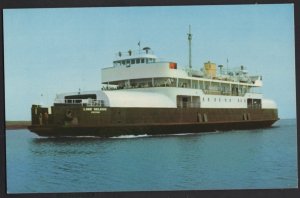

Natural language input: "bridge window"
[64,94,97,104]
[113,61,122,66]
[147,58,155,63]
[65,94,97,100]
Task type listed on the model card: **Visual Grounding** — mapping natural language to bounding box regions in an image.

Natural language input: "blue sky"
[4,4,295,120]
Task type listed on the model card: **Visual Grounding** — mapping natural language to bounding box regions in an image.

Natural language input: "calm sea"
[6,119,298,193]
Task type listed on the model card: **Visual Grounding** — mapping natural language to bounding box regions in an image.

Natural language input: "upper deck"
[101,47,263,96]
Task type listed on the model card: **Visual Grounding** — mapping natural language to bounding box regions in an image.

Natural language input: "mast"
[188,25,192,69]
[138,41,141,54]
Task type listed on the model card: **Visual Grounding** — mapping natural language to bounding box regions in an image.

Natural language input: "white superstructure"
[54,46,276,110]
[54,28,276,111]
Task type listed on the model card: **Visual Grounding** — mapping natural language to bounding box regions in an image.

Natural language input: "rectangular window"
[153,78,176,87]
[177,95,190,108]
[248,99,261,109]
[192,80,198,89]
[178,78,191,88]
[65,94,96,100]
[136,59,140,64]
[199,81,203,89]
[192,96,201,108]
[177,95,200,108]
[204,81,210,90]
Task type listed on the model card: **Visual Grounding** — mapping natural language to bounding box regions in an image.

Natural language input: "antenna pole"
[226,58,229,74]
[138,41,141,53]
[188,25,192,69]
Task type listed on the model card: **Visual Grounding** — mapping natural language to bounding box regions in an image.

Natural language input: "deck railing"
[54,99,105,107]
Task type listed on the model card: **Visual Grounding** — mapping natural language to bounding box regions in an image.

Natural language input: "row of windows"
[113,58,156,66]
[201,97,261,109]
[108,77,250,95]
[176,95,261,109]
[202,97,247,103]
[104,78,255,98]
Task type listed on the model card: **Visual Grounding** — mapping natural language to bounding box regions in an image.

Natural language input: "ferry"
[28,28,279,137]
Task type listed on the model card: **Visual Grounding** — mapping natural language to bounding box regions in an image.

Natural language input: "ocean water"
[6,119,298,193]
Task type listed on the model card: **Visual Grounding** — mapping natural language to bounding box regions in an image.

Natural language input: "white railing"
[115,49,155,58]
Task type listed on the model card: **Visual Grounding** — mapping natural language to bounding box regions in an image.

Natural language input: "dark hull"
[28,119,277,138]
[28,105,278,137]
